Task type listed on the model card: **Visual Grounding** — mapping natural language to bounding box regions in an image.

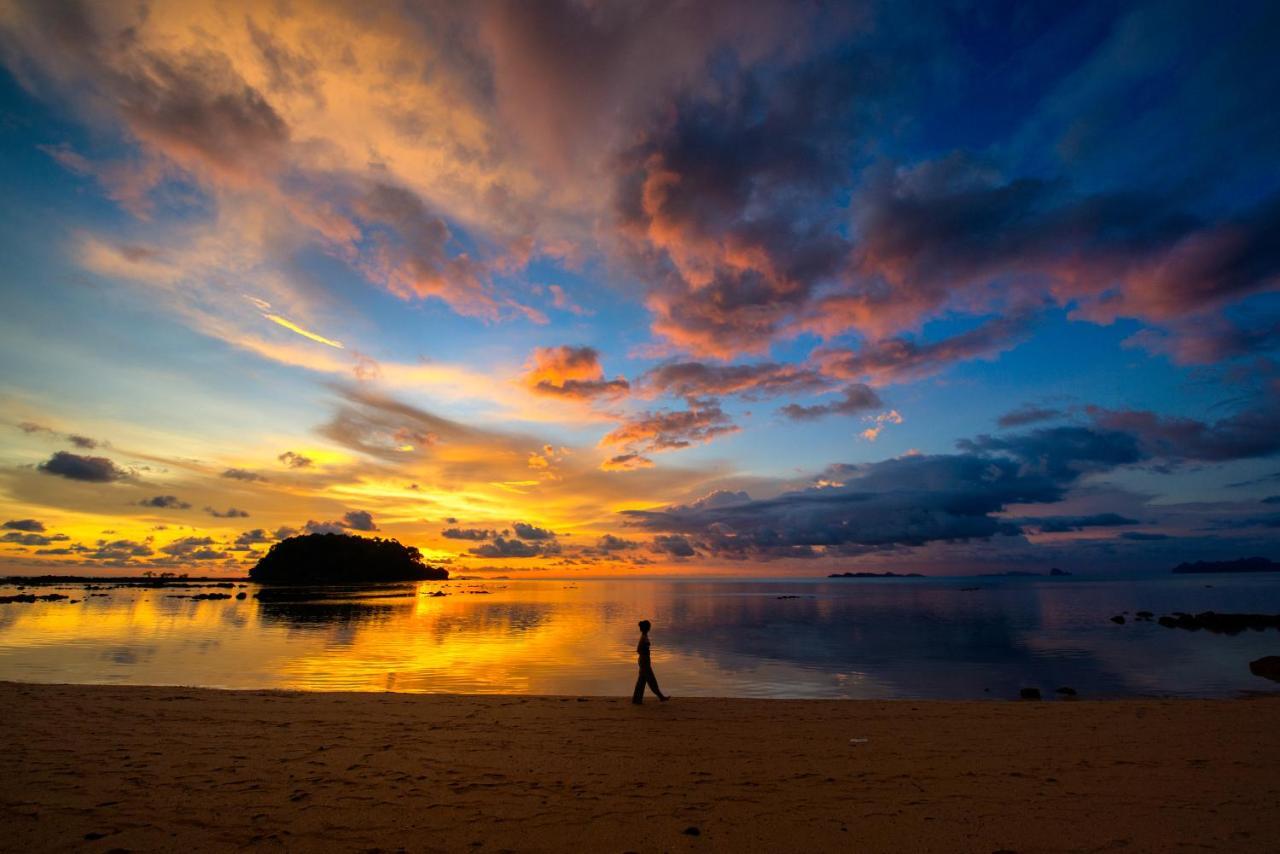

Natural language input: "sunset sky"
[1,0,1278,577]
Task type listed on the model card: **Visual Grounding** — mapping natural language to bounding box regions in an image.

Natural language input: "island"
[1171,557,1280,575]
[249,533,449,584]
[827,571,924,578]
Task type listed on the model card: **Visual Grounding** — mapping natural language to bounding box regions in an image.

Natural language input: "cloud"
[221,468,267,482]
[600,453,655,472]
[87,539,154,560]
[957,426,1144,480]
[233,528,272,548]
[1087,403,1280,462]
[138,495,191,510]
[548,285,588,315]
[37,450,129,482]
[512,522,555,540]
[641,360,830,400]
[302,510,377,534]
[205,506,250,518]
[2,531,70,546]
[157,536,222,559]
[342,510,377,531]
[17,423,103,449]
[468,536,561,558]
[804,155,1280,342]
[814,314,1036,386]
[859,410,903,442]
[596,534,638,551]
[354,182,503,320]
[997,406,1064,429]
[1016,513,1141,533]
[600,397,738,454]
[1124,318,1280,365]
[3,519,45,532]
[625,425,1147,558]
[441,527,496,541]
[6,0,1278,377]
[521,346,629,400]
[40,141,165,218]
[652,534,696,557]
[779,385,883,421]
[277,451,313,469]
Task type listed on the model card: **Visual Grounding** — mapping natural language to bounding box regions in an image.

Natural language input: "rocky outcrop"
[1248,656,1280,682]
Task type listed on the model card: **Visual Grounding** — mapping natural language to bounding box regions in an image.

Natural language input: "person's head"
[638,619,651,633]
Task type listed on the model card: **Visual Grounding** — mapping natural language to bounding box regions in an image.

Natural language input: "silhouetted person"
[632,619,670,704]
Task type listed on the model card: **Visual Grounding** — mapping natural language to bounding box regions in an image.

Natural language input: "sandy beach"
[1,683,1278,852]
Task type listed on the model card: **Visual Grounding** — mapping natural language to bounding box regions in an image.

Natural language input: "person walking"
[632,619,670,704]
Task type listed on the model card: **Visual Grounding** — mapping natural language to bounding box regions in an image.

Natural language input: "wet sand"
[2,682,1278,852]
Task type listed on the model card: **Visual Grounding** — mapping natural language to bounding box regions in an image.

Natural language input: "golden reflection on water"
[2,576,1280,698]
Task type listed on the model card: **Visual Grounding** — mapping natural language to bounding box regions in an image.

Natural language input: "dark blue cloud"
[38,451,128,482]
[512,522,555,540]
[139,495,190,509]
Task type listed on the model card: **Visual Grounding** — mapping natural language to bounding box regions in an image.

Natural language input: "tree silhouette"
[249,533,449,584]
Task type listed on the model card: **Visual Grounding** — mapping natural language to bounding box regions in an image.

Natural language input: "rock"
[1049,568,1071,576]
[776,595,802,599]
[426,591,448,597]
[1055,686,1077,696]
[235,592,247,600]
[682,827,701,837]
[0,593,68,604]
[1135,610,1153,620]
[1249,656,1280,682]
[1110,615,1125,624]
[1020,688,1041,700]
[191,592,232,601]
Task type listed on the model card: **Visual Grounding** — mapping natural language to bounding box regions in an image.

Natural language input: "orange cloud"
[521,346,629,400]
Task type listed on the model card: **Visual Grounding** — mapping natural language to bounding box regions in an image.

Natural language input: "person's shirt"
[637,634,651,666]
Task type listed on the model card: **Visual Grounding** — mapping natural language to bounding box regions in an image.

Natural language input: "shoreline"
[4,682,1279,852]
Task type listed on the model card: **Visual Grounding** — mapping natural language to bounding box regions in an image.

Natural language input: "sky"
[0,0,1278,578]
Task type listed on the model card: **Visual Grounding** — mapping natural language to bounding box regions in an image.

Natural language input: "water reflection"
[0,576,1278,698]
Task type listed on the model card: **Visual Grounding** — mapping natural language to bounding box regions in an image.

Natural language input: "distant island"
[1171,557,1280,575]
[249,533,448,584]
[828,571,924,578]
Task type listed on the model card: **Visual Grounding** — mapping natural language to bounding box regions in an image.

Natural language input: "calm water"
[2,575,1279,698]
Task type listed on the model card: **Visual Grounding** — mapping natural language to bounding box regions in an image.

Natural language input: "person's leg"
[644,667,665,700]
[632,669,646,703]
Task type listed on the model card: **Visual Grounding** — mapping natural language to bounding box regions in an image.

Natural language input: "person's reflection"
[632,619,670,704]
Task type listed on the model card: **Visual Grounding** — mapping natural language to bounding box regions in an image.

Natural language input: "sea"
[2,574,1278,699]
